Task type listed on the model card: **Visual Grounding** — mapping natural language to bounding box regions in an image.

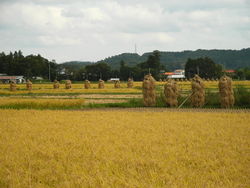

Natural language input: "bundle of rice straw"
[65,80,72,89]
[98,79,105,89]
[191,74,205,107]
[26,79,32,90]
[164,79,179,107]
[84,80,91,89]
[114,80,120,88]
[127,78,133,88]
[218,75,234,108]
[53,80,60,89]
[10,80,16,91]
[142,74,156,107]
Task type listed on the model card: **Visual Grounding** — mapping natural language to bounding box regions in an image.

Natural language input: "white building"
[167,69,185,79]
[0,75,25,83]
[108,78,120,82]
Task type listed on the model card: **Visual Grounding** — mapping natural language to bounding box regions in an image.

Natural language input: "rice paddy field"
[0,80,249,96]
[0,109,249,187]
[0,80,249,187]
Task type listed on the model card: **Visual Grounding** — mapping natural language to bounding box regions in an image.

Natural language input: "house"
[108,78,120,82]
[163,69,185,79]
[0,75,25,83]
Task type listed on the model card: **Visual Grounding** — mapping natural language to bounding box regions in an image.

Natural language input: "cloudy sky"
[0,0,249,63]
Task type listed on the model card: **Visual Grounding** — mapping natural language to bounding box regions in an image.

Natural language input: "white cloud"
[0,0,249,62]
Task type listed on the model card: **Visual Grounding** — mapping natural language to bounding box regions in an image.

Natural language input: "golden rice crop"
[0,80,249,90]
[0,98,84,109]
[0,81,249,96]
[0,109,249,187]
[0,88,141,95]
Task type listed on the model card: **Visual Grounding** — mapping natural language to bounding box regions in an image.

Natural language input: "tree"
[85,62,111,81]
[0,50,58,80]
[137,50,163,79]
[235,68,250,80]
[120,60,132,80]
[185,57,222,79]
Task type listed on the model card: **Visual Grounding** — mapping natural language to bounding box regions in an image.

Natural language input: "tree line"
[78,50,165,81]
[1,50,250,81]
[0,51,57,81]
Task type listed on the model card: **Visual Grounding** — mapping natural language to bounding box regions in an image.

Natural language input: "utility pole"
[196,66,199,75]
[135,44,137,54]
[48,61,51,81]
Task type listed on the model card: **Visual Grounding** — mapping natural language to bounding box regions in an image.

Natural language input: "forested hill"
[59,61,92,71]
[96,48,250,70]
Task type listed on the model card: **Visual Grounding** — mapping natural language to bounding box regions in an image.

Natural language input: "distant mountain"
[61,48,250,71]
[59,61,92,71]
[98,48,250,70]
[97,53,144,70]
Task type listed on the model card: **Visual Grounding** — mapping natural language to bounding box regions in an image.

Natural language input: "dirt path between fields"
[84,99,128,104]
[3,94,142,99]
[78,94,142,99]
[75,107,250,113]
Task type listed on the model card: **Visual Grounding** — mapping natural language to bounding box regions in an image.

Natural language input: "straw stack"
[84,80,91,89]
[127,78,133,88]
[164,79,179,107]
[114,80,120,88]
[26,79,32,91]
[218,76,234,108]
[142,74,156,107]
[65,80,72,89]
[10,80,16,91]
[98,79,105,89]
[191,74,205,107]
[53,80,60,89]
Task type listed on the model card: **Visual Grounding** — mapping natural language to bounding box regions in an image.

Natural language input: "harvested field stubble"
[0,109,249,187]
